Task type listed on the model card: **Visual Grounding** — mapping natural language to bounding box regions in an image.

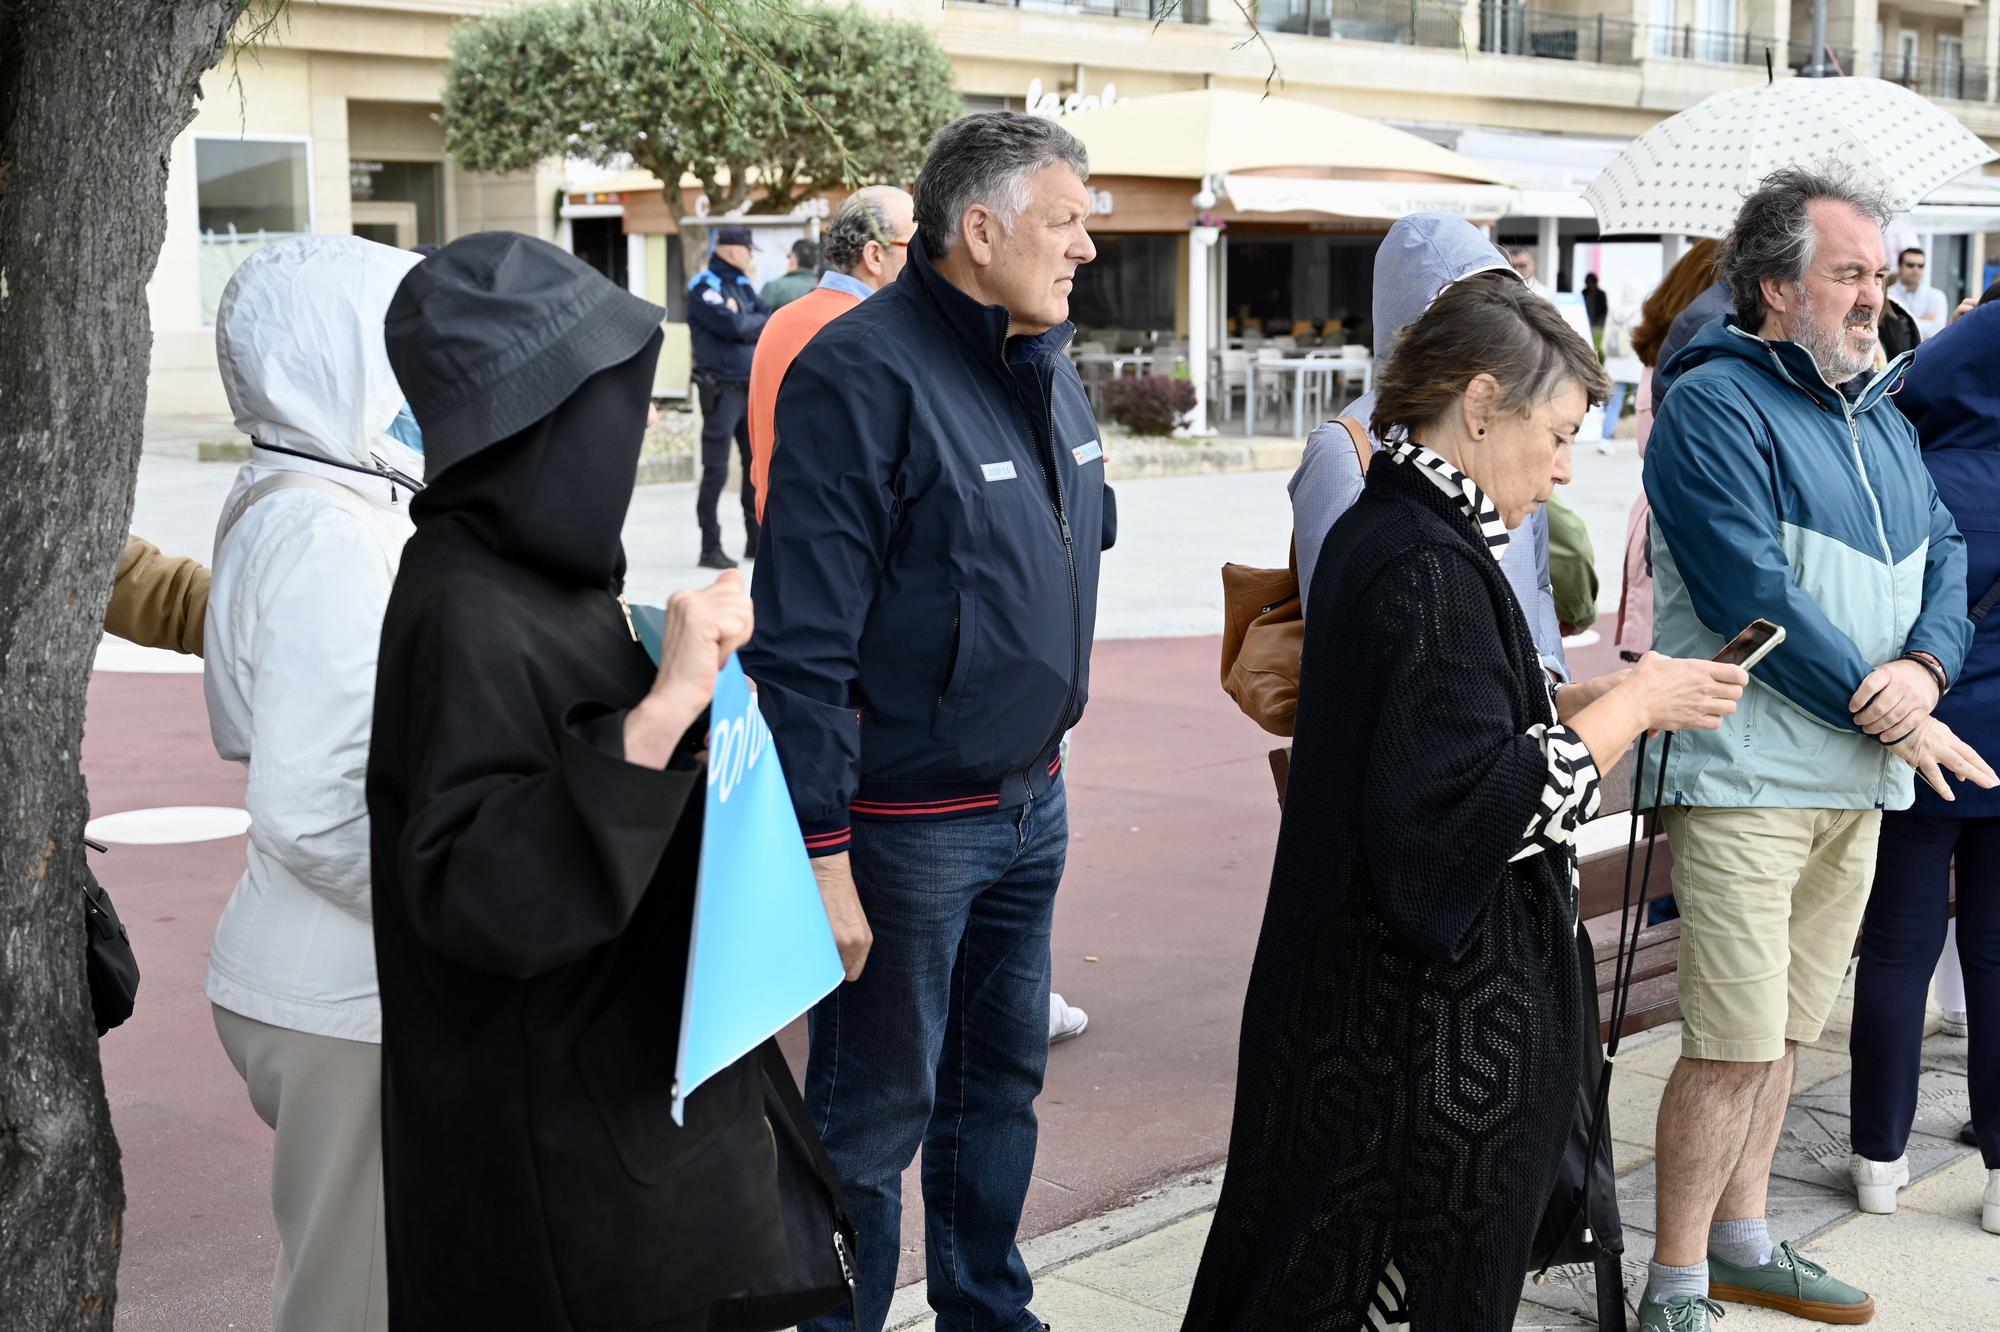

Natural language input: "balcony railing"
[1483,5,1641,65]
[1256,0,1465,48]
[1881,52,1989,103]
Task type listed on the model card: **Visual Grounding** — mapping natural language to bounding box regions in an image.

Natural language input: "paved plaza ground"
[90,429,1992,1328]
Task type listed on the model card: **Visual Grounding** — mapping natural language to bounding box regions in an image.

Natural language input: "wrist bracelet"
[1903,652,1948,696]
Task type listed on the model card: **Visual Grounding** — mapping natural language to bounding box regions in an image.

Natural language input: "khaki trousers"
[213,1005,388,1331]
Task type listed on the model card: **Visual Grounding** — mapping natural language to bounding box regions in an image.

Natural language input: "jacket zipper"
[1020,332,1081,798]
[1763,344,1901,801]
[616,594,638,642]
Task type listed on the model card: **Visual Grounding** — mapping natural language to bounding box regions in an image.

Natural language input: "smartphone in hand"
[1714,619,1786,671]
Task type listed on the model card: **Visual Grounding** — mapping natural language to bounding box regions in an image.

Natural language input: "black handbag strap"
[757,1038,859,1311]
[1537,731,1673,1283]
[1970,573,2000,624]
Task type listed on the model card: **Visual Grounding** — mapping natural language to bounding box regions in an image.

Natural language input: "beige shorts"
[1660,806,1881,1063]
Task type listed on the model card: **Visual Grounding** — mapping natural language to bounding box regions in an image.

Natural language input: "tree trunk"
[0,3,237,1325]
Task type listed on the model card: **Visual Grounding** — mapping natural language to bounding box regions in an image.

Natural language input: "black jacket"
[687,254,769,381]
[1182,459,1582,1331]
[744,232,1114,854]
[366,337,795,1329]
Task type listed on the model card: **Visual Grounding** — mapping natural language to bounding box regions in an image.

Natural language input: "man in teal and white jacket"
[1635,167,1992,1332]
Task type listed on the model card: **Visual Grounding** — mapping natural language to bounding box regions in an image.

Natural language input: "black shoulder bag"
[81,839,141,1035]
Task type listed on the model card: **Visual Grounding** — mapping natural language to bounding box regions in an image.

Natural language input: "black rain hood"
[409,329,661,590]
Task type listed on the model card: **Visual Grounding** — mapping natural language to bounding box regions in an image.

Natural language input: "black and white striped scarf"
[1384,441,1511,561]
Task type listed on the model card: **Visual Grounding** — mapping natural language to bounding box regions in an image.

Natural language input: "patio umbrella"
[1584,75,1997,238]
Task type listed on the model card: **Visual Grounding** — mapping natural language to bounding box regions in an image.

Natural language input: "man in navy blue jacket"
[688,224,769,568]
[744,112,1111,1332]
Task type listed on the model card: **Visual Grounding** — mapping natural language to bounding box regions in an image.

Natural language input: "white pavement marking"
[86,805,250,845]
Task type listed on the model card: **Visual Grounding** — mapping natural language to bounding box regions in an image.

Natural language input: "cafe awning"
[1064,89,1509,185]
[1219,174,1517,223]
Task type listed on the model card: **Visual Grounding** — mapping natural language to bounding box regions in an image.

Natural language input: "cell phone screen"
[1713,619,1786,670]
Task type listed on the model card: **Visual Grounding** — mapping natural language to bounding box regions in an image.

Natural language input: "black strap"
[758,1039,846,1210]
[1970,573,2000,624]
[1540,731,1674,1282]
[252,440,424,495]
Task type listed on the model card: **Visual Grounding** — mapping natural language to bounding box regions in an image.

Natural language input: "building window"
[195,136,313,325]
[1938,35,1965,99]
[350,159,444,248]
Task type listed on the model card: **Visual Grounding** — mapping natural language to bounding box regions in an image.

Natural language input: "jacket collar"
[707,254,749,283]
[903,231,1075,368]
[1709,317,1913,414]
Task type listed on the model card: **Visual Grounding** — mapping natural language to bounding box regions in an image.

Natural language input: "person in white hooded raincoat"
[202,234,425,1332]
[1289,213,1569,681]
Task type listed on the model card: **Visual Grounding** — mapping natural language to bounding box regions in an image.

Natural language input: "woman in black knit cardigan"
[1182,279,1749,1331]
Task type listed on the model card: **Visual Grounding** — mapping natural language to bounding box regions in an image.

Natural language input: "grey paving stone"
[1793,1068,1973,1149]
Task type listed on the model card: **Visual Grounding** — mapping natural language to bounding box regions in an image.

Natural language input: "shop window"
[195,136,313,325]
[350,159,445,247]
[1068,235,1177,336]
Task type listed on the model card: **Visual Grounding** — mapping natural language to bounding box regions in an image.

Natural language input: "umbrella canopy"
[1062,89,1507,186]
[1584,76,1997,238]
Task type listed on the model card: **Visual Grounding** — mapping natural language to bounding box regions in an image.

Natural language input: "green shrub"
[1100,375,1197,436]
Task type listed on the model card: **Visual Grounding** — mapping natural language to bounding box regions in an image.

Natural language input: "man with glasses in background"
[746,185,914,522]
[1888,245,1949,341]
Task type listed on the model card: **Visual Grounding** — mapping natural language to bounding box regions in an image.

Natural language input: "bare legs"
[1652,1043,1796,1266]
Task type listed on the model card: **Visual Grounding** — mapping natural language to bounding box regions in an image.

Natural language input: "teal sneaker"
[1639,1293,1726,1330]
[1708,1240,1874,1324]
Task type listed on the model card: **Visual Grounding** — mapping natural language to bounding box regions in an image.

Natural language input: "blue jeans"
[1850,811,1999,1167]
[800,783,1068,1332]
[1603,380,1631,439]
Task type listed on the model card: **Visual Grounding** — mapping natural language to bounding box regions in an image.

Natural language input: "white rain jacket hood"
[203,235,422,1043]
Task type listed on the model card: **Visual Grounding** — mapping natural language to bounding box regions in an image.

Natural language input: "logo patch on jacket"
[701,288,725,305]
[1072,439,1104,465]
[981,461,1018,482]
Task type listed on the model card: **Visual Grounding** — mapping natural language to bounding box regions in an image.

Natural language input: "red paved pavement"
[89,632,1625,1324]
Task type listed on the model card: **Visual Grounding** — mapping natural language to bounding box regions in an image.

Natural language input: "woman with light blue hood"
[1290,213,1568,679]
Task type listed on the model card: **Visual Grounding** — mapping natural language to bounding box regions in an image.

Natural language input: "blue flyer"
[670,652,844,1124]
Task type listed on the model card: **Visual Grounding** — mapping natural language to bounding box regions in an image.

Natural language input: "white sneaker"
[1049,992,1089,1044]
[1595,439,1617,456]
[1851,1153,1910,1214]
[1984,1169,2000,1235]
[1942,1009,1970,1038]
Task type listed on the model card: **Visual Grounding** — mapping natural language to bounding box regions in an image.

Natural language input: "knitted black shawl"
[1182,457,1584,1331]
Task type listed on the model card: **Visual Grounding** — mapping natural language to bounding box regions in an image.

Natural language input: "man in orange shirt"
[748,185,915,523]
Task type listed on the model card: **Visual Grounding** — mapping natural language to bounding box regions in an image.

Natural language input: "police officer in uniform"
[689,224,770,568]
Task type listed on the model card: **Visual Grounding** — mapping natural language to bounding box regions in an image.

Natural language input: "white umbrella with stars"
[1585,74,1997,239]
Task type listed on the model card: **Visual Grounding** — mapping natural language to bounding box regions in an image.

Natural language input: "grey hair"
[822,195,893,274]
[913,112,1089,258]
[1722,164,1893,329]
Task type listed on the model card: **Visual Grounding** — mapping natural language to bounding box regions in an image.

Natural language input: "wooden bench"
[1270,745,1958,1044]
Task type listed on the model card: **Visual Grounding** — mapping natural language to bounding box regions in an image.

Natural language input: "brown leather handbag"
[1219,417,1369,736]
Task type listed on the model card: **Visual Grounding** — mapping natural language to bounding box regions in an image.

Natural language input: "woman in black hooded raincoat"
[369,234,832,1331]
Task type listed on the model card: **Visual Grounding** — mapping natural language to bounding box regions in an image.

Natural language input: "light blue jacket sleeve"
[1904,471,1972,684]
[1290,423,1367,616]
[1644,378,1873,730]
[1514,506,1568,682]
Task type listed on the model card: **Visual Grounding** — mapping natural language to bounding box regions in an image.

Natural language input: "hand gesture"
[1631,652,1747,733]
[624,572,754,767]
[1850,659,1940,741]
[1887,716,1998,802]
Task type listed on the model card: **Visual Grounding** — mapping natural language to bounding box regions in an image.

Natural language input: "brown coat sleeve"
[105,534,211,657]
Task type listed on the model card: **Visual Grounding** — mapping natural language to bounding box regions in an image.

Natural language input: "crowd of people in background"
[91,101,2000,1332]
